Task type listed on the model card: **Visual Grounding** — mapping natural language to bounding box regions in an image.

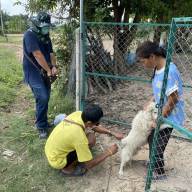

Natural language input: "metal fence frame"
[79,19,192,191]
[145,17,192,191]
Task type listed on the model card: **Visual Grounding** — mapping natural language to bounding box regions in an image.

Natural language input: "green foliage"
[47,23,78,118]
[49,89,75,118]
[6,15,28,34]
[15,0,57,13]
[84,0,112,22]
[15,0,78,18]
[20,0,192,23]
[0,11,28,34]
[52,24,76,69]
[51,22,78,94]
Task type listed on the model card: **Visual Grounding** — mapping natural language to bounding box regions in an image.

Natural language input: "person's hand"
[106,144,118,156]
[51,66,57,76]
[112,132,124,140]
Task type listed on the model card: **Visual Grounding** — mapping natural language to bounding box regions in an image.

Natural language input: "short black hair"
[136,41,166,59]
[81,104,103,123]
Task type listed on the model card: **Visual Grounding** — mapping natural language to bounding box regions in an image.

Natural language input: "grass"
[49,90,75,119]
[0,87,73,191]
[0,36,77,192]
[0,46,22,108]
[0,113,68,192]
[0,34,23,45]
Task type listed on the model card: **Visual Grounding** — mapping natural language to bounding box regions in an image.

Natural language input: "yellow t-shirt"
[45,111,93,169]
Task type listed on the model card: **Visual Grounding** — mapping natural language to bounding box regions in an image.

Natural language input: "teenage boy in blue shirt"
[23,12,57,138]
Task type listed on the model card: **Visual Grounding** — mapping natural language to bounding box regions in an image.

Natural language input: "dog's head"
[145,102,158,120]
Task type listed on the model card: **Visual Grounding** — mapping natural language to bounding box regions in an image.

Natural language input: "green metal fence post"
[145,18,177,191]
[80,0,86,111]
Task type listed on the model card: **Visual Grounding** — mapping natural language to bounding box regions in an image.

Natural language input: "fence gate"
[80,21,192,191]
[145,18,192,192]
[80,22,170,125]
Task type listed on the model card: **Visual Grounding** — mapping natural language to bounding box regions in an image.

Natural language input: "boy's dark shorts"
[65,151,78,167]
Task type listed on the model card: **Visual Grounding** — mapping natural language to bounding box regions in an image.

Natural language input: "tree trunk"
[85,27,114,93]
[113,7,140,74]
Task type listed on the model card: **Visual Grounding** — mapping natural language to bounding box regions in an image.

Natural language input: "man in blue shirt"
[23,12,57,139]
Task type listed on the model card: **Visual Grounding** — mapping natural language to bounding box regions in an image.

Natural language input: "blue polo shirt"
[22,29,53,84]
[152,63,185,127]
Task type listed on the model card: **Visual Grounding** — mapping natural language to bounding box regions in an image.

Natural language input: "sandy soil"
[63,128,192,192]
[82,62,192,191]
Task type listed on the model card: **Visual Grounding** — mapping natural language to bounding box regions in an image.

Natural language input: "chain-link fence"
[145,18,192,192]
[81,21,192,191]
[81,22,170,124]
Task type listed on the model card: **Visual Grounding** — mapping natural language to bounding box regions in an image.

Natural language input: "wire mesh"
[81,21,192,191]
[145,19,192,192]
[82,22,170,124]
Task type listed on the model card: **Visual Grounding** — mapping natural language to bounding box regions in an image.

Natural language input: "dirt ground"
[83,67,192,191]
[62,124,192,192]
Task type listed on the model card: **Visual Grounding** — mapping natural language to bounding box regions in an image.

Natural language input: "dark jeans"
[29,78,51,130]
[148,127,173,175]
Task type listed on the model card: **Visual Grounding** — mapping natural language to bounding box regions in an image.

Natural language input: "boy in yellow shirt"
[45,104,124,176]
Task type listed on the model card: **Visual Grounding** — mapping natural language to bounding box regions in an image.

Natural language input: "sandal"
[144,172,167,181]
[152,173,167,180]
[60,164,87,177]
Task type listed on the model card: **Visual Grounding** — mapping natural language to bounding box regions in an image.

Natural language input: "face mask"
[41,27,50,35]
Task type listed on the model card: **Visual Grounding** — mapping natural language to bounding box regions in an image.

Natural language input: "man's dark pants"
[29,77,51,130]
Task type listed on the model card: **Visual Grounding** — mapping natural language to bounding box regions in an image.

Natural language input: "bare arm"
[162,91,179,117]
[84,151,110,169]
[50,52,56,67]
[84,144,118,169]
[33,50,51,76]
[50,53,57,75]
[92,125,124,140]
[92,125,111,134]
[151,91,178,128]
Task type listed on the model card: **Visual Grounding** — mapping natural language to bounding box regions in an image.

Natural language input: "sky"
[1,0,26,15]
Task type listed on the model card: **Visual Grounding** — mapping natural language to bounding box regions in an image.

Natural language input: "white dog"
[119,102,158,175]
